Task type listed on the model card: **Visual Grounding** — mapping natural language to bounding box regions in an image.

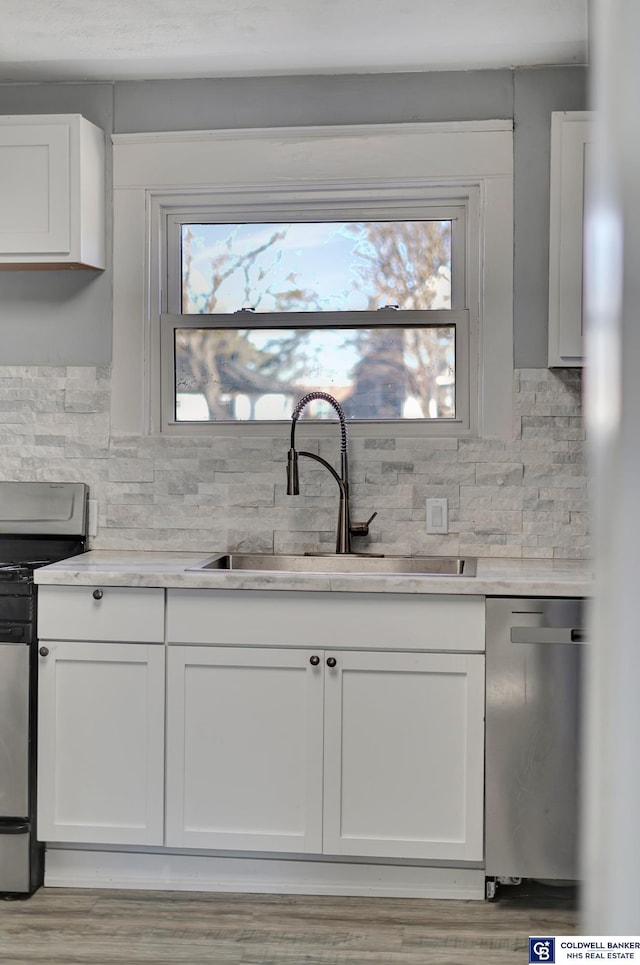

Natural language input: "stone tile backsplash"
[0,366,588,559]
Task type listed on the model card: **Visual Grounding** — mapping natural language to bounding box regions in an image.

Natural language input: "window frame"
[111,122,514,439]
[161,199,472,434]
[164,200,467,313]
[161,308,470,433]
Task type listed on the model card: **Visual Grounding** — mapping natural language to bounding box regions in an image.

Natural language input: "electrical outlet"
[426,497,448,535]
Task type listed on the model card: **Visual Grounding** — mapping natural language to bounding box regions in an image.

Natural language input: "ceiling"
[0,0,588,84]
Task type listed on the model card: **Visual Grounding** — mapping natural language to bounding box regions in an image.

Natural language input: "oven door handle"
[0,623,28,643]
[0,820,29,834]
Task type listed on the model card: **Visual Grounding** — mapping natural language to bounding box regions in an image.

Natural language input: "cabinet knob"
[326,657,337,668]
[309,655,320,666]
[92,588,103,600]
[39,646,49,658]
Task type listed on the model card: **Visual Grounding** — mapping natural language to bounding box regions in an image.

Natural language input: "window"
[178,219,453,313]
[161,204,471,431]
[111,122,513,438]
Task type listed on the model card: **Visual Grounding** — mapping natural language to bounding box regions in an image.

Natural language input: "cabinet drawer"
[167,589,485,652]
[38,585,164,643]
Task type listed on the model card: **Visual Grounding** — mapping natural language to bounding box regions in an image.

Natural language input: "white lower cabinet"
[323,649,485,861]
[36,585,485,877]
[36,585,166,846]
[37,641,165,845]
[166,646,324,852]
[166,641,485,862]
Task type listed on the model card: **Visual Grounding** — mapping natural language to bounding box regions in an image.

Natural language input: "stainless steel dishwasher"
[485,597,586,898]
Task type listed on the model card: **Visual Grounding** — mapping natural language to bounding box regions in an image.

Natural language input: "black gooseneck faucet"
[286,391,377,554]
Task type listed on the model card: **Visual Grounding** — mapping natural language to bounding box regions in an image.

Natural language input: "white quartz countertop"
[34,550,593,597]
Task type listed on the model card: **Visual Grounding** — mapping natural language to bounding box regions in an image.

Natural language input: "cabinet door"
[323,650,485,861]
[0,123,70,255]
[548,111,594,366]
[37,642,165,845]
[166,646,324,852]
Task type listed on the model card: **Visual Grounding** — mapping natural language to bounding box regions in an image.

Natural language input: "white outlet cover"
[426,497,448,534]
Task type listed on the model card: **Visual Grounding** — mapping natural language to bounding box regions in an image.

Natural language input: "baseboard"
[44,849,485,900]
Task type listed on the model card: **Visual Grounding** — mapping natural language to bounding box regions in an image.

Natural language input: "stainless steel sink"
[187,554,476,576]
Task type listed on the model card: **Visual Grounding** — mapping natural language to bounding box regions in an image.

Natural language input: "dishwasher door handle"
[510,627,587,644]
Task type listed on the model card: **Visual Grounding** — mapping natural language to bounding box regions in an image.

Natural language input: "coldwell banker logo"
[530,937,556,963]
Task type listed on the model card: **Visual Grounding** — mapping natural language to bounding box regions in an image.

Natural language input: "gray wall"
[0,67,586,368]
[112,70,513,132]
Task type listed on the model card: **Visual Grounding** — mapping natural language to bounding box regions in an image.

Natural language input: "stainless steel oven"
[0,482,87,897]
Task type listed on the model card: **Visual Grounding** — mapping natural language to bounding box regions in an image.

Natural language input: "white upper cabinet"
[0,114,105,270]
[548,110,594,367]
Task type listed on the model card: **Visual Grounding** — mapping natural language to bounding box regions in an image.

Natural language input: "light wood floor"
[0,883,578,965]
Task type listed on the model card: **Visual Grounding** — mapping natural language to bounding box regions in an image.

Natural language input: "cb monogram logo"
[529,937,556,963]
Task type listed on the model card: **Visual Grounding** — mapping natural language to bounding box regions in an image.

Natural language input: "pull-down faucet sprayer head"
[286,448,300,495]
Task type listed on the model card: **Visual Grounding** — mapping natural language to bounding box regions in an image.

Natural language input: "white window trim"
[112,121,513,438]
